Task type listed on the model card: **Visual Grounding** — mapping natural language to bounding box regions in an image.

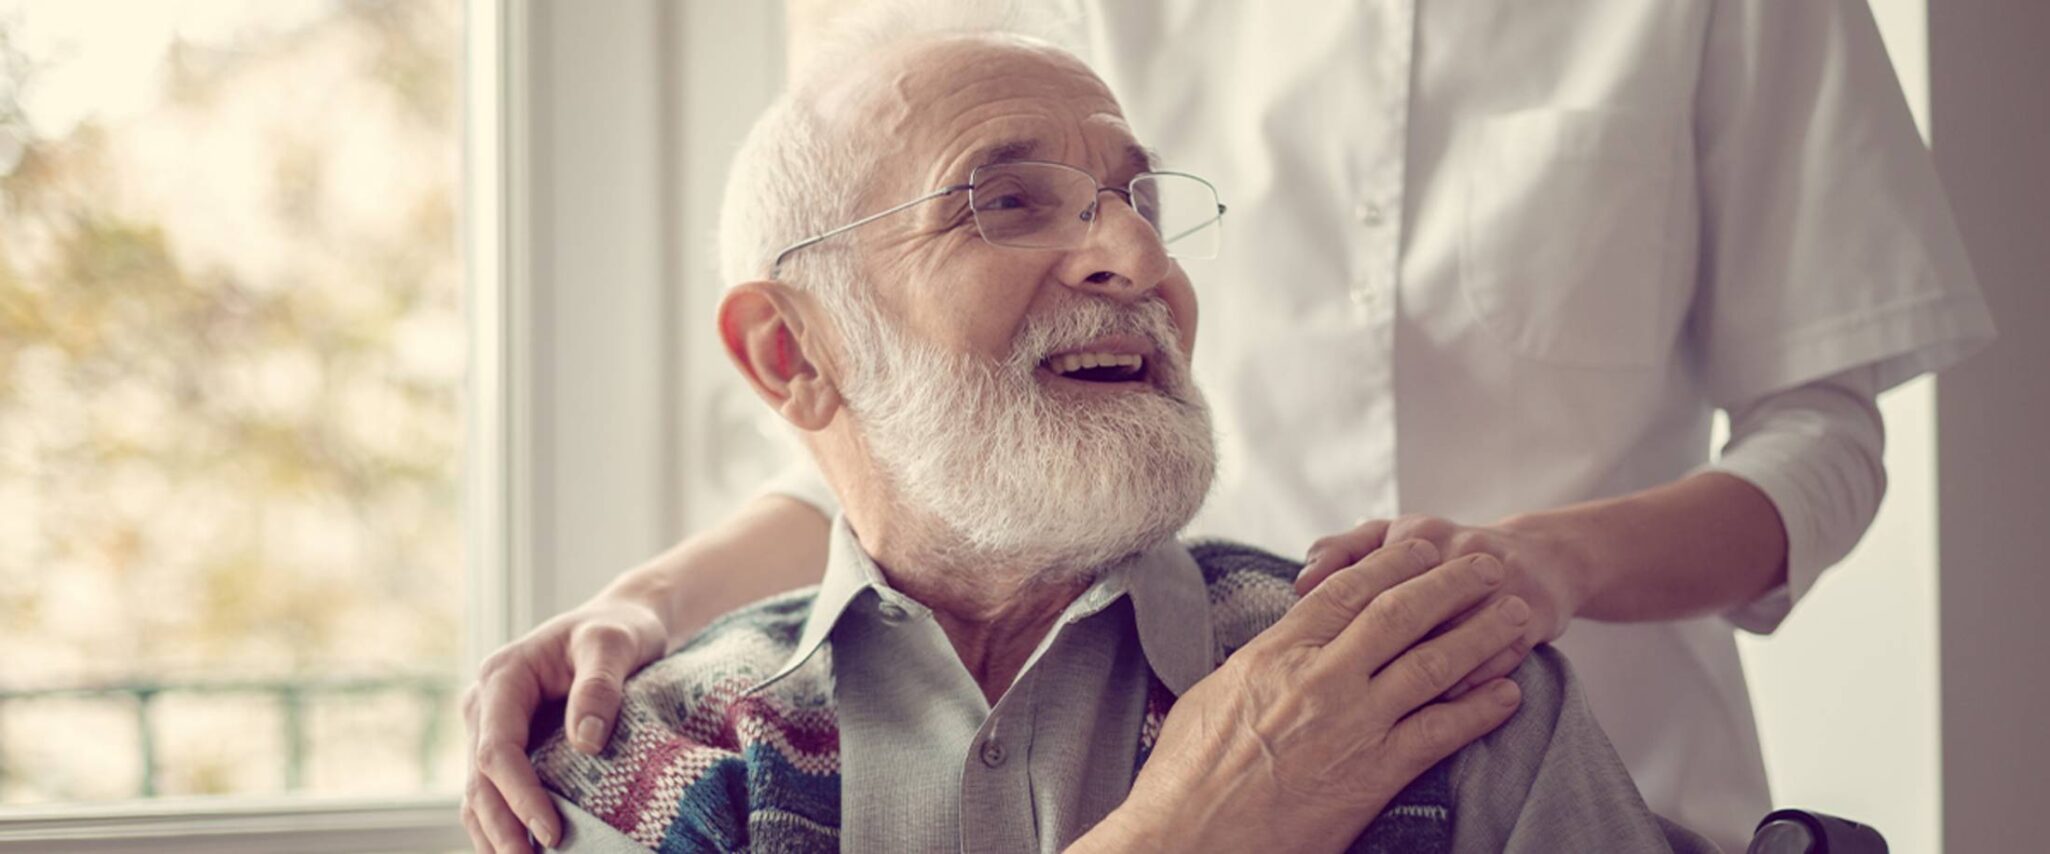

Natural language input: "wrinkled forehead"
[817,33,1144,197]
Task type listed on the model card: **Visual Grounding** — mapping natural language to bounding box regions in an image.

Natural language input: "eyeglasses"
[770,159,1226,277]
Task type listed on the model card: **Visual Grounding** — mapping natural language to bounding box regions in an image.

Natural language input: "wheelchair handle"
[1747,808,1888,854]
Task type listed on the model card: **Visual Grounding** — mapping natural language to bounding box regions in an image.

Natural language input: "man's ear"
[717,281,843,431]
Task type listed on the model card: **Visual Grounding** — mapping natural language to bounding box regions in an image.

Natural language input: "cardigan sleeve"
[1446,648,1719,853]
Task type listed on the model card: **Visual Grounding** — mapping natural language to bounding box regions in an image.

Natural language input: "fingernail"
[531,819,558,848]
[1473,554,1505,585]
[1407,540,1439,565]
[1499,596,1531,624]
[575,716,605,751]
[1492,680,1521,706]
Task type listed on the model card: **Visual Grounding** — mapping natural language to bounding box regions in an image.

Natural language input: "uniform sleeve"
[1690,0,1994,407]
[1448,648,1720,853]
[758,456,842,519]
[1710,365,1887,635]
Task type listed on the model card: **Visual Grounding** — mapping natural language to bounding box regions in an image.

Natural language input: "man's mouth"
[1044,351,1148,384]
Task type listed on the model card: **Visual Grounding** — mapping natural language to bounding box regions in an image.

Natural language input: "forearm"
[1708,365,1886,631]
[1508,367,1886,625]
[1064,808,1167,853]
[599,493,831,650]
[1504,470,1787,623]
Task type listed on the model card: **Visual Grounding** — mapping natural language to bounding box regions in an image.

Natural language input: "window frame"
[2,0,704,843]
[0,0,526,848]
[0,797,468,853]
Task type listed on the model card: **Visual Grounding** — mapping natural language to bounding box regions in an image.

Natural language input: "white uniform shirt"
[1055,0,1993,848]
[769,0,1994,848]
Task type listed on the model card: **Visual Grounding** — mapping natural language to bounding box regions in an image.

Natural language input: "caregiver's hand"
[460,596,667,854]
[1072,540,1528,854]
[458,493,831,853]
[1297,514,1585,699]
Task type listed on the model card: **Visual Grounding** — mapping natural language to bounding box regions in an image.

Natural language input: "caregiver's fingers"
[1298,518,1392,596]
[462,797,491,853]
[564,621,644,755]
[474,673,560,850]
[467,770,538,854]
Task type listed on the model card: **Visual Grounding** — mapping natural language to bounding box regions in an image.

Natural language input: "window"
[1,0,479,846]
[0,0,710,846]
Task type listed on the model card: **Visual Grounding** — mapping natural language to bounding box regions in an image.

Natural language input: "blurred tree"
[0,0,463,802]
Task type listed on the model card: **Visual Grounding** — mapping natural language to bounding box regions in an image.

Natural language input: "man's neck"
[912,570,1093,707]
[850,514,1099,706]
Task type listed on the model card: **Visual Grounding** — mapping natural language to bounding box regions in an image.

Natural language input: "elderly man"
[510,22,1711,854]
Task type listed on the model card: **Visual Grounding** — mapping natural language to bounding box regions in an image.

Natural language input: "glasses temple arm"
[1160,203,1227,246]
[770,184,972,276]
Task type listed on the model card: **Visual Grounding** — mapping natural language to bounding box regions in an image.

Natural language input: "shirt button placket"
[1346,0,1412,519]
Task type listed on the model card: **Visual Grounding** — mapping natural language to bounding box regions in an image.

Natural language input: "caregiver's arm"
[606,491,832,649]
[1558,363,1884,625]
[1705,364,1885,632]
[1296,366,1885,693]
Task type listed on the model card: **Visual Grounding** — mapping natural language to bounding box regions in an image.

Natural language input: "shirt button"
[876,601,909,624]
[1354,202,1384,226]
[1349,286,1380,311]
[979,738,1007,768]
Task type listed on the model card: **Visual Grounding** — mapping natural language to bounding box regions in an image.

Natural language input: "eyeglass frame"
[768,159,1226,278]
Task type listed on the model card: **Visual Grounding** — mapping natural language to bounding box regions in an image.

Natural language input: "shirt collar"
[1123,538,1215,696]
[746,515,1215,696]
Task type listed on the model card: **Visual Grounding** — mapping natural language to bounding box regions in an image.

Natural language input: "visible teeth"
[1049,352,1145,375]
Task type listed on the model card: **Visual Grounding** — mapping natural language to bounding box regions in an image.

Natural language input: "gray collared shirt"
[739,518,1214,853]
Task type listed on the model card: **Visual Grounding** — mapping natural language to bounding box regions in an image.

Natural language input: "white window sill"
[0,796,466,853]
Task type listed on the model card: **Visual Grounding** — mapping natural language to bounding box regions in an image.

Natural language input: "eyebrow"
[970,139,1042,172]
[961,139,1163,179]
[1128,144,1160,174]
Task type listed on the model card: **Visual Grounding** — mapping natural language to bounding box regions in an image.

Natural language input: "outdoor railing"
[0,674,454,799]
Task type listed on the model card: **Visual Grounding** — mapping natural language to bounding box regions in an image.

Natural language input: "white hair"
[714,0,1080,318]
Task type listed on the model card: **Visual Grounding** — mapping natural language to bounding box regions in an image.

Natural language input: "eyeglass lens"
[967,162,1222,260]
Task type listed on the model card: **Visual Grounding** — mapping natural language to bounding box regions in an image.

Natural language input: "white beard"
[835,296,1216,580]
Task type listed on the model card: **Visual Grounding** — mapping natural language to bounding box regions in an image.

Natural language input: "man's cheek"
[1170,284,1199,354]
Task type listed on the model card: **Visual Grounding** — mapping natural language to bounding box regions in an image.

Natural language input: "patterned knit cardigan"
[532,542,1454,853]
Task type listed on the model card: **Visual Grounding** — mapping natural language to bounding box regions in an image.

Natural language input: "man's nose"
[1056,191,1172,299]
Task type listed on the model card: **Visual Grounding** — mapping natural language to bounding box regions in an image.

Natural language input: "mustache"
[1004,297,1188,378]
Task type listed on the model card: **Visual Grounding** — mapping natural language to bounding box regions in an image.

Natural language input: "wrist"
[1070,797,1214,853]
[1065,807,1155,853]
[598,547,708,649]
[1498,508,1606,619]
